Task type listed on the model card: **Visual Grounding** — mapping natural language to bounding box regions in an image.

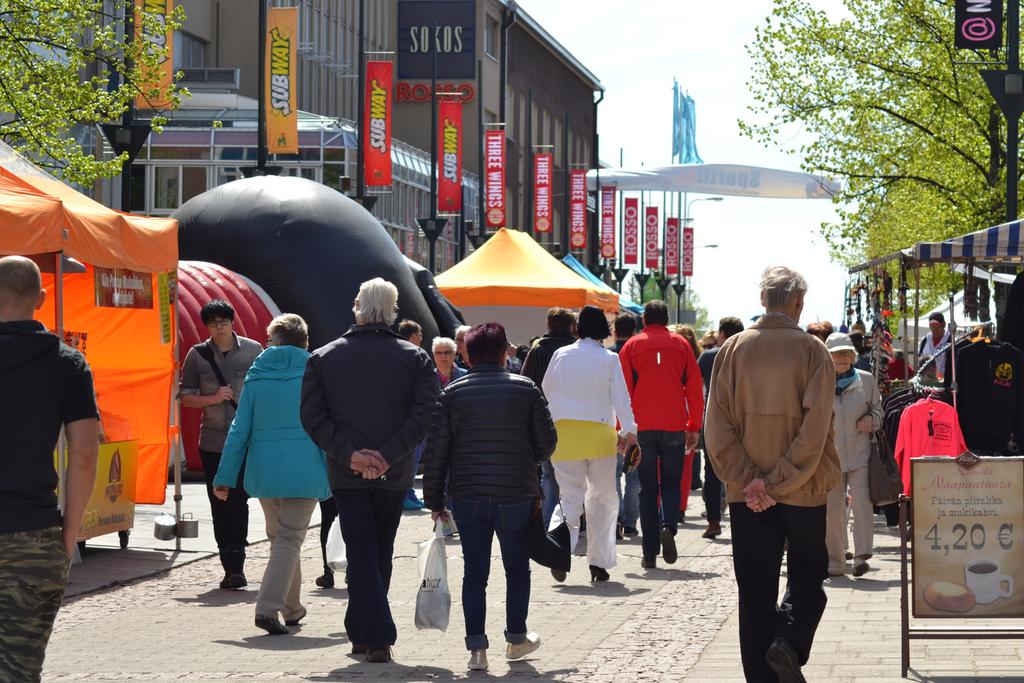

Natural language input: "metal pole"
[899,496,910,677]
[563,111,570,257]
[525,88,533,234]
[619,148,624,267]
[355,0,365,198]
[121,0,134,211]
[1008,0,1019,221]
[430,27,438,223]
[913,268,921,370]
[257,0,267,173]
[476,57,484,253]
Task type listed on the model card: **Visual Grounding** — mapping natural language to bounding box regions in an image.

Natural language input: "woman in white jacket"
[824,332,883,578]
[542,306,638,583]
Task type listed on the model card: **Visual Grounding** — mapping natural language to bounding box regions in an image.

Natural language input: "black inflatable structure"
[173,176,462,349]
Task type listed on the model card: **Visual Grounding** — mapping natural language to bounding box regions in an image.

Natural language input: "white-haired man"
[454,324,472,369]
[0,256,98,680]
[705,266,840,683]
[300,278,440,663]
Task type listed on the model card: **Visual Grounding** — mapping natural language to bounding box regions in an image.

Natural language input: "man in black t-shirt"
[0,256,98,680]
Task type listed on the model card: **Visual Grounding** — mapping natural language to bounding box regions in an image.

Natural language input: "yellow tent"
[436,228,618,311]
[435,228,618,343]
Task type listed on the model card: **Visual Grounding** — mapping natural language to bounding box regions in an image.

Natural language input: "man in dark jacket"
[520,307,576,525]
[301,278,439,663]
[0,256,98,681]
[423,323,557,669]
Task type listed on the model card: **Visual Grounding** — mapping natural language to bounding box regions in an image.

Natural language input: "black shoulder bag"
[194,342,238,410]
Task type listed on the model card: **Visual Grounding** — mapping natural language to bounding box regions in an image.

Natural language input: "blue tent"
[561,255,643,314]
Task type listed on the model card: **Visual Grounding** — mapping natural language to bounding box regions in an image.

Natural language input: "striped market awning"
[912,220,1024,263]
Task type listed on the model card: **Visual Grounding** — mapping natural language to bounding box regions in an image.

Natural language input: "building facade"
[120,0,601,271]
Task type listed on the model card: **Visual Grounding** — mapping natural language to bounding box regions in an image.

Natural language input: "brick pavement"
[44,491,1024,682]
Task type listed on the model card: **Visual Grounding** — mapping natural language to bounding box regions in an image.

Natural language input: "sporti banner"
[665,217,680,276]
[364,61,393,186]
[682,225,694,277]
[484,129,506,228]
[266,7,298,154]
[955,0,1002,50]
[134,0,174,109]
[438,98,463,213]
[569,169,588,250]
[600,186,616,259]
[623,197,639,265]
[644,206,659,270]
[534,152,553,233]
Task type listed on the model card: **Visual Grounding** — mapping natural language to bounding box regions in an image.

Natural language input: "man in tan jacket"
[705,266,840,683]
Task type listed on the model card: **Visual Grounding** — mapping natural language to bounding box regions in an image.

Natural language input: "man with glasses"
[180,299,262,589]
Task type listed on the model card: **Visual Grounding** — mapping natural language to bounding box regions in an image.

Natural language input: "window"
[153,166,179,210]
[182,167,207,203]
[173,32,206,70]
[484,15,500,59]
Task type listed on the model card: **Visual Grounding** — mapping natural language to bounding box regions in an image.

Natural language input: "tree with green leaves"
[0,1,184,185]
[743,0,1006,271]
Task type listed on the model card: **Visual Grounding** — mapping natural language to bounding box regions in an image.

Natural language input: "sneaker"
[367,647,392,663]
[766,637,807,683]
[852,559,870,577]
[468,649,488,671]
[641,555,657,569]
[659,526,678,564]
[255,614,289,635]
[622,526,639,537]
[506,632,541,660]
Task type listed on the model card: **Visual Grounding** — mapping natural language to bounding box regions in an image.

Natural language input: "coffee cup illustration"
[964,559,1013,605]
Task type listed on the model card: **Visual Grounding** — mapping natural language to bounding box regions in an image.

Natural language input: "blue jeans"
[540,460,560,526]
[637,430,686,558]
[333,488,404,649]
[615,453,640,528]
[450,496,534,651]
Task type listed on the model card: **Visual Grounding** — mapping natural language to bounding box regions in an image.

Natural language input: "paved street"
[43,483,1024,682]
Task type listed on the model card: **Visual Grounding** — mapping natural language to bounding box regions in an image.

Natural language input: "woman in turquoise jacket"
[213,314,330,636]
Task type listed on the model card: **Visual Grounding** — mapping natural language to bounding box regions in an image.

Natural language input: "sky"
[516,0,850,326]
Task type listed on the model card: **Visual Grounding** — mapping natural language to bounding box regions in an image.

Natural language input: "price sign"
[912,457,1024,618]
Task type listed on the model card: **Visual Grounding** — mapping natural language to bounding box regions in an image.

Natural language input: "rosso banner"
[438,98,463,213]
[484,129,506,228]
[600,187,616,259]
[623,197,638,265]
[955,0,1002,50]
[266,7,298,154]
[645,206,659,270]
[681,225,694,277]
[134,0,174,109]
[534,152,553,233]
[364,61,393,186]
[665,218,680,276]
[570,170,588,249]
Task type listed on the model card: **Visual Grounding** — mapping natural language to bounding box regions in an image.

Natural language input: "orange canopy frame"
[434,228,619,312]
[0,141,177,505]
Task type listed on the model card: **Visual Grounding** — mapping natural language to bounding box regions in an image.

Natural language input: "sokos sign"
[397,0,476,79]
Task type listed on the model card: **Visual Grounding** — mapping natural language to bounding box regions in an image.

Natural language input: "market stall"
[562,254,643,315]
[435,228,619,343]
[0,141,178,547]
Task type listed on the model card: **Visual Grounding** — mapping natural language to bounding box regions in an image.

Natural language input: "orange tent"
[435,228,619,311]
[0,143,177,505]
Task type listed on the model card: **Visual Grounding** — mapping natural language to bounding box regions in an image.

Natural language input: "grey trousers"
[257,498,317,621]
[825,467,873,572]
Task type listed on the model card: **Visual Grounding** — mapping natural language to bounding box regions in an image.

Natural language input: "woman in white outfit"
[824,332,883,578]
[542,305,638,582]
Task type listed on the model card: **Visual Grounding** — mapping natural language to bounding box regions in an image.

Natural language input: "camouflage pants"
[0,526,68,682]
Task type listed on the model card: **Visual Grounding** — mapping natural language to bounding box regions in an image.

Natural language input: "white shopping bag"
[414,519,450,631]
[325,517,347,571]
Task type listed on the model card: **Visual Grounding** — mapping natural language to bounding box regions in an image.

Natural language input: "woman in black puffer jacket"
[423,322,557,673]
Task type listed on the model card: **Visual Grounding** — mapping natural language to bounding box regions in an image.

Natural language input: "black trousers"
[199,449,249,552]
[319,497,339,572]
[334,487,405,649]
[730,502,828,683]
[702,452,723,522]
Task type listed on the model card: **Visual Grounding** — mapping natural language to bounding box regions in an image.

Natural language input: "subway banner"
[534,152,553,233]
[645,206,659,269]
[665,217,680,276]
[600,186,616,259]
[134,0,174,109]
[569,170,588,249]
[364,61,393,186]
[682,225,694,276]
[438,98,463,213]
[955,0,1002,50]
[266,7,298,154]
[623,197,639,265]
[484,129,506,228]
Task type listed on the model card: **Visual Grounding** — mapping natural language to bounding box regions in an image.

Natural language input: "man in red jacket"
[620,300,704,568]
